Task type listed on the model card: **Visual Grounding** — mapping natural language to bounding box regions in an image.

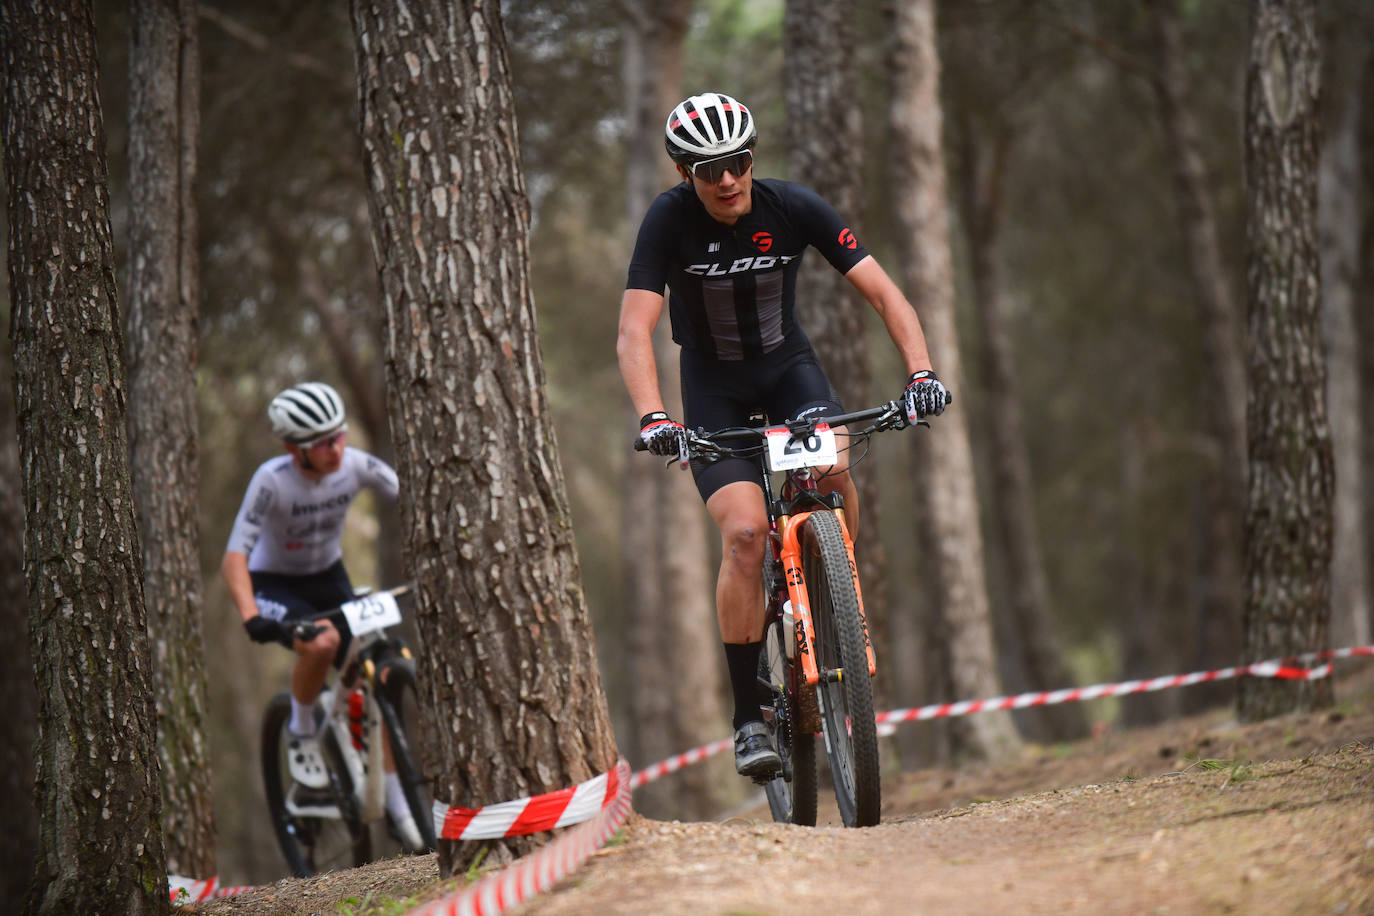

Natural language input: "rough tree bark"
[2,1,169,912]
[620,0,735,821]
[127,0,216,878]
[887,0,1020,762]
[783,0,893,709]
[1238,0,1334,720]
[350,0,619,874]
[1146,0,1247,702]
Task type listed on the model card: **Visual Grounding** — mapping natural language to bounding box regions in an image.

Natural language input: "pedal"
[750,764,783,786]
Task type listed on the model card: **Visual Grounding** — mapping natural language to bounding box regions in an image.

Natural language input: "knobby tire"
[803,509,881,827]
[375,661,438,850]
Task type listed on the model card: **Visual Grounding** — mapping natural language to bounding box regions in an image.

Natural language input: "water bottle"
[348,689,366,750]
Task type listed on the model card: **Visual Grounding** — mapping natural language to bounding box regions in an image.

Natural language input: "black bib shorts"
[680,342,843,502]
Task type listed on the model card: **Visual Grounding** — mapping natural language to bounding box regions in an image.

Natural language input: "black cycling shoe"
[734,721,782,778]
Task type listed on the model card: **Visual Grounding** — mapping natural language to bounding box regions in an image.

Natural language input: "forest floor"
[193,666,1374,916]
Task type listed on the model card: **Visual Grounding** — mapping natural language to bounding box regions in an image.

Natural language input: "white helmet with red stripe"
[664,92,756,165]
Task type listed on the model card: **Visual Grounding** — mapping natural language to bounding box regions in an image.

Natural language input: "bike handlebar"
[633,398,930,462]
[286,583,415,642]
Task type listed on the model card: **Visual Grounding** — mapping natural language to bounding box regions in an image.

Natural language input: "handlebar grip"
[290,622,323,643]
[633,438,647,452]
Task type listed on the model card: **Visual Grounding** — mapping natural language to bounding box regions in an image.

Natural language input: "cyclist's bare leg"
[291,619,340,708]
[815,424,860,539]
[706,480,769,643]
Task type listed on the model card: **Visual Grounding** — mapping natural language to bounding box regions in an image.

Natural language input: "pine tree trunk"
[1238,0,1333,721]
[3,2,169,912]
[1146,0,1247,705]
[957,126,1088,742]
[127,0,216,878]
[783,0,893,709]
[1318,29,1370,650]
[350,0,619,874]
[886,0,1020,762]
[620,0,734,821]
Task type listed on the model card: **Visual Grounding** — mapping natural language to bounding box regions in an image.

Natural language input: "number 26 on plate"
[766,424,838,472]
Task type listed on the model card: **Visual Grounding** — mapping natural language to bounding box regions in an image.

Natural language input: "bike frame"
[726,405,899,688]
[287,586,415,823]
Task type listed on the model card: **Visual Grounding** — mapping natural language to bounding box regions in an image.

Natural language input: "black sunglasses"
[689,149,753,184]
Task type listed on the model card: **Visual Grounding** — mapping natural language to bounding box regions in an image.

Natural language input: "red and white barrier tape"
[168,874,254,904]
[631,645,1374,788]
[404,758,632,916]
[435,762,624,840]
[874,649,1366,726]
[628,738,732,790]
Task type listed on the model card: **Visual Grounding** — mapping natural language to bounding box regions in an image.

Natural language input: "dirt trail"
[194,672,1374,915]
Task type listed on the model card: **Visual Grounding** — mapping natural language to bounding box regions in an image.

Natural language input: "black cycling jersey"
[626,178,870,361]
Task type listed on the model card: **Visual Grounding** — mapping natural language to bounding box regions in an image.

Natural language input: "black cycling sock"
[724,641,765,730]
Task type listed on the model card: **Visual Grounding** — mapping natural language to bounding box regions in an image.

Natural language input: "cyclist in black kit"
[618,91,950,779]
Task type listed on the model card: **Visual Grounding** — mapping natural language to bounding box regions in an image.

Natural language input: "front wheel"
[759,616,817,826]
[803,509,881,827]
[375,659,437,851]
[261,691,370,876]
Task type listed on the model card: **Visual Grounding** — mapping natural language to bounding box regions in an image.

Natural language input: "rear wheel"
[261,691,370,876]
[759,616,817,826]
[803,510,880,827]
[375,660,437,851]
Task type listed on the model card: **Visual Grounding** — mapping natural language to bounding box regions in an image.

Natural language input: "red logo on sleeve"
[838,228,857,249]
[752,231,773,252]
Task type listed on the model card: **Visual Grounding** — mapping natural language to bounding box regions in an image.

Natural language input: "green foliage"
[1195,757,1255,785]
[464,846,491,882]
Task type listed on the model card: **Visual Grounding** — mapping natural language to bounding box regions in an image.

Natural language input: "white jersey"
[226,447,399,575]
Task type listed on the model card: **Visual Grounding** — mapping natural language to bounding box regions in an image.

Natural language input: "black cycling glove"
[638,411,687,458]
[244,615,287,645]
[903,370,950,423]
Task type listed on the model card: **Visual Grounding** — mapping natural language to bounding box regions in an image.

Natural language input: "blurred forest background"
[3,0,1371,888]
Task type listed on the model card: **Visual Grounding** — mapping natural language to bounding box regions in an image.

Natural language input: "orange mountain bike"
[646,399,916,828]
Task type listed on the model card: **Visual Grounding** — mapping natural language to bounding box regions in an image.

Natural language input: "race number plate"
[765,423,838,472]
[340,590,402,636]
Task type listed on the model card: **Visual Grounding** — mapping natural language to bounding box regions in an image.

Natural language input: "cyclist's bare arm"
[844,255,934,376]
[616,287,669,419]
[222,549,262,623]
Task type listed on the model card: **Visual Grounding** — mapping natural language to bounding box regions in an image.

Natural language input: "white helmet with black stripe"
[268,382,347,444]
[664,92,756,165]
